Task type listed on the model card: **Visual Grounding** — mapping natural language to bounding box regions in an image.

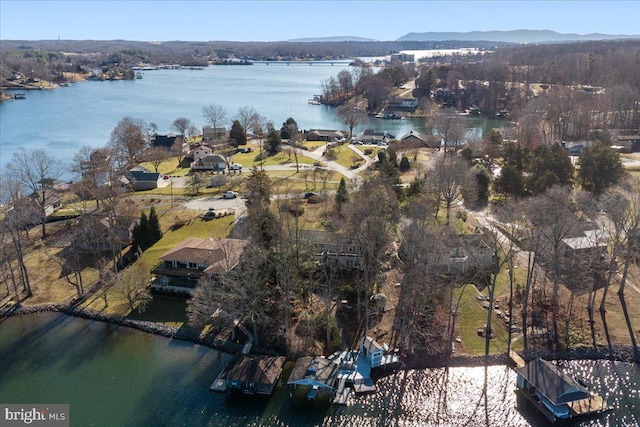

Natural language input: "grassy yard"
[231,150,316,168]
[329,145,364,169]
[455,282,524,355]
[81,214,236,315]
[138,157,191,176]
[301,140,328,150]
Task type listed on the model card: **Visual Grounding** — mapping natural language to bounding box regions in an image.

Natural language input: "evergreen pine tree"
[148,206,163,244]
[133,211,149,251]
[335,177,349,213]
[399,156,411,172]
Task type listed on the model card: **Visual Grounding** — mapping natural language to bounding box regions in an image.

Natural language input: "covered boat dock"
[515,358,610,422]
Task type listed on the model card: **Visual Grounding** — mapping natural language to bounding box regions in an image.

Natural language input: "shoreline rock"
[2,304,638,367]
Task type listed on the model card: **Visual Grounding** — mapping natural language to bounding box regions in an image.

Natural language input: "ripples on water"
[0,314,638,426]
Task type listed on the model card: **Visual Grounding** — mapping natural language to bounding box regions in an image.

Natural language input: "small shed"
[360,336,384,368]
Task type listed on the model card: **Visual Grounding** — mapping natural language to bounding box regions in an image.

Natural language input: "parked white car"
[222,191,239,199]
[229,164,242,170]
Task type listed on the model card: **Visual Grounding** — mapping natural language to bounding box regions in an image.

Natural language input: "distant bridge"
[251,61,353,66]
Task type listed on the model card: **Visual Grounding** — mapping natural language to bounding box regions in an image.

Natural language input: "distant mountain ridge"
[396,29,640,43]
[286,36,378,43]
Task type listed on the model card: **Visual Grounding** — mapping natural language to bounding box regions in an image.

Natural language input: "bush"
[279,200,305,217]
[399,156,410,172]
[324,148,337,160]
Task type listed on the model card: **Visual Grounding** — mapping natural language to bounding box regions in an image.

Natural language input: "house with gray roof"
[121,165,162,191]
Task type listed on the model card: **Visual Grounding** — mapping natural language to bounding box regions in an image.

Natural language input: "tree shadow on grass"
[126,294,188,324]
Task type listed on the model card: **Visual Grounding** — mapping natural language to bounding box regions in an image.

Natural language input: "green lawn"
[302,140,327,150]
[455,283,523,355]
[138,157,191,176]
[455,261,527,355]
[265,169,342,193]
[230,150,316,169]
[328,145,364,169]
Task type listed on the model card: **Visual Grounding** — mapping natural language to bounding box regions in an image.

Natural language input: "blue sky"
[1,1,638,41]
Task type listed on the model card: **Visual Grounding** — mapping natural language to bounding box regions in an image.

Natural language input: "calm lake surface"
[0,64,501,170]
[1,312,638,427]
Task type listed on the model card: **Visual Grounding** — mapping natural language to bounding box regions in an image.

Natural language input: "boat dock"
[333,377,351,404]
[288,336,400,405]
[515,358,611,422]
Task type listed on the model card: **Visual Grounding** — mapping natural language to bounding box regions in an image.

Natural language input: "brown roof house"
[151,237,247,294]
[305,129,347,142]
[400,129,441,150]
[211,354,286,395]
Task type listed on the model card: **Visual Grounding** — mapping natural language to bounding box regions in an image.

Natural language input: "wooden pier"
[568,394,610,417]
[516,389,610,422]
[509,350,526,368]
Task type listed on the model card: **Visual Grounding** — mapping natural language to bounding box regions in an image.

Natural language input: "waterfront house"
[298,230,364,270]
[399,130,442,150]
[212,354,286,395]
[441,234,496,275]
[151,237,246,294]
[399,232,496,277]
[152,133,183,149]
[202,126,227,142]
[614,133,640,152]
[389,53,415,63]
[29,189,62,217]
[388,97,419,110]
[355,129,395,145]
[305,129,347,142]
[561,229,609,258]
[190,154,228,171]
[190,144,214,162]
[121,166,162,191]
[72,214,135,253]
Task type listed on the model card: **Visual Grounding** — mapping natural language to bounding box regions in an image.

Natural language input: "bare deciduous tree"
[336,102,367,141]
[431,111,465,155]
[171,117,192,139]
[6,148,63,239]
[141,146,170,173]
[109,116,149,166]
[171,139,185,167]
[202,104,227,142]
[235,107,261,136]
[431,156,475,226]
[117,263,152,313]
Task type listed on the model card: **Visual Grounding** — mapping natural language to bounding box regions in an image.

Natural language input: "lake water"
[0,64,501,170]
[1,312,638,426]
